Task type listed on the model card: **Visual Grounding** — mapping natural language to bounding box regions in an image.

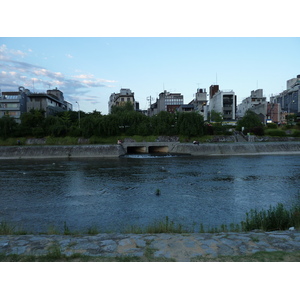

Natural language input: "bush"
[32,127,45,138]
[252,126,264,136]
[241,203,300,231]
[266,123,278,129]
[265,129,287,137]
[292,130,300,137]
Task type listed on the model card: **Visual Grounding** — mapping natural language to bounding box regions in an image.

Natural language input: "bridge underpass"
[122,142,177,154]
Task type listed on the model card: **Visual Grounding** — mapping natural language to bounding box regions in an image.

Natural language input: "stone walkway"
[1,230,300,261]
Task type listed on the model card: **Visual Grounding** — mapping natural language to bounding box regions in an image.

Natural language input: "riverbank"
[0,141,300,159]
[1,230,300,262]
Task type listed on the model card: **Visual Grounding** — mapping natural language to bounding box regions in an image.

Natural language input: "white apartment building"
[208,88,236,121]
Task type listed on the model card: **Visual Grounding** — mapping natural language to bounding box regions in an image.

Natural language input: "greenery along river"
[0,154,299,233]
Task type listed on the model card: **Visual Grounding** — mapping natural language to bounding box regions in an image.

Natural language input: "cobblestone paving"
[1,230,300,261]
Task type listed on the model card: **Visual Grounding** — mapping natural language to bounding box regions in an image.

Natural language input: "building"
[0,86,31,123]
[148,90,184,116]
[207,85,236,121]
[236,89,267,120]
[27,88,72,117]
[266,102,282,124]
[108,88,139,113]
[270,75,300,115]
[189,88,208,116]
[177,104,194,112]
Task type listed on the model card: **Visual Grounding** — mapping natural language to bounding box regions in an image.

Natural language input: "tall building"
[108,88,139,113]
[0,86,31,123]
[208,86,236,121]
[270,75,300,115]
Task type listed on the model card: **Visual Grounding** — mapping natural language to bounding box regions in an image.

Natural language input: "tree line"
[2,102,293,140]
[0,103,212,139]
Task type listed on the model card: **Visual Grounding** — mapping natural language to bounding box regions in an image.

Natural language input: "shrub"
[252,126,264,136]
[265,129,287,137]
[266,123,278,129]
[292,130,300,137]
[241,203,300,231]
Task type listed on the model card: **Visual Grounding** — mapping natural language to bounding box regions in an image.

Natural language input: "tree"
[286,114,296,126]
[19,109,46,136]
[151,111,177,135]
[177,112,204,137]
[0,115,18,139]
[210,110,223,123]
[236,110,263,134]
[111,102,134,114]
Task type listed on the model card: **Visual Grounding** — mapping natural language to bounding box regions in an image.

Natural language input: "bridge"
[121,142,179,154]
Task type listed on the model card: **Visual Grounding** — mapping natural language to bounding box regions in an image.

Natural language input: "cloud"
[0,44,27,59]
[66,54,73,59]
[72,74,94,79]
[0,44,117,111]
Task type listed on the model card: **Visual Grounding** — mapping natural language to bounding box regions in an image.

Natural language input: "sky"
[1,1,300,116]
[1,37,299,115]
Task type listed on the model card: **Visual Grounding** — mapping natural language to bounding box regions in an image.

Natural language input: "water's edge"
[0,142,300,159]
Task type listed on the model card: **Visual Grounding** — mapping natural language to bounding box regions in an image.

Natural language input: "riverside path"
[1,230,300,261]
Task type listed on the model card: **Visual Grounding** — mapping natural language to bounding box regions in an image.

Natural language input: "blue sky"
[1,1,300,115]
[1,37,299,114]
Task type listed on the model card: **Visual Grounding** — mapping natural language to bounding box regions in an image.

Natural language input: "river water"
[0,154,299,233]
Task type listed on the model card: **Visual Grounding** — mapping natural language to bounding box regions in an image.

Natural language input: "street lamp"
[76,101,80,128]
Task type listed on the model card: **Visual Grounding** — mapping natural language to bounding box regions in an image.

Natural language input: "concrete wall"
[0,145,126,159]
[1,142,300,159]
[171,142,300,156]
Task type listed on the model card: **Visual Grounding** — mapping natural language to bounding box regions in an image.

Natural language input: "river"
[0,154,299,233]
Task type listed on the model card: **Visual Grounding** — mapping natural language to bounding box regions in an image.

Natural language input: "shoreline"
[0,141,300,159]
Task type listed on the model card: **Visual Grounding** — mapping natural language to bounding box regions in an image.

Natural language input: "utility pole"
[76,101,80,128]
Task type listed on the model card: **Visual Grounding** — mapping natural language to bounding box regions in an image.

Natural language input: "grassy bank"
[0,135,214,146]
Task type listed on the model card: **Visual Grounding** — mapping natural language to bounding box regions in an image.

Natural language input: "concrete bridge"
[121,142,179,154]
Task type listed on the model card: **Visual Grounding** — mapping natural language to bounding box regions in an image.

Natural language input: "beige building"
[108,88,139,113]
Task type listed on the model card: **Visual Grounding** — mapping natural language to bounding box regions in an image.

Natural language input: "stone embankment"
[1,231,300,261]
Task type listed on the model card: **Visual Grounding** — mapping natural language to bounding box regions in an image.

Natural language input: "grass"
[0,135,160,146]
[190,251,300,262]
[1,250,300,262]
[241,202,300,232]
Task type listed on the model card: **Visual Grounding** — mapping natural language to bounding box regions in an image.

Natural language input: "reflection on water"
[0,155,299,233]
